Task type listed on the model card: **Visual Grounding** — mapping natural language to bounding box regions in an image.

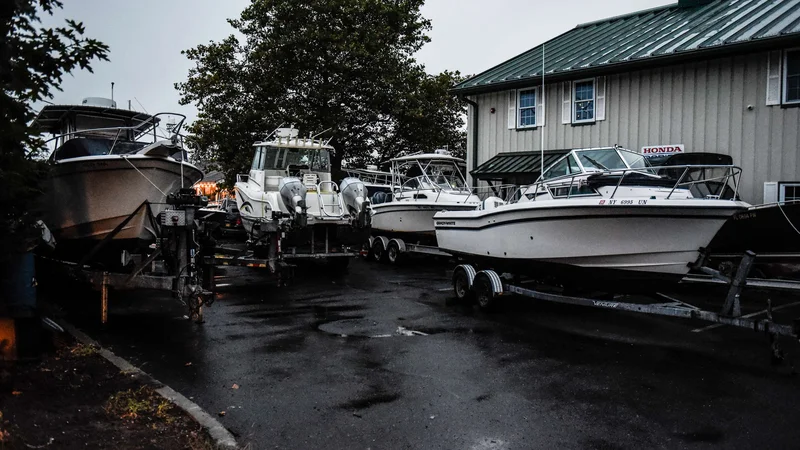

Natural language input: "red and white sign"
[640,144,685,157]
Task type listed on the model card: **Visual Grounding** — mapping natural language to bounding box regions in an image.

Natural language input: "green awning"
[471,150,570,180]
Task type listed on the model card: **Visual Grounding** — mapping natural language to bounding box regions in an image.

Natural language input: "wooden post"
[101,272,109,324]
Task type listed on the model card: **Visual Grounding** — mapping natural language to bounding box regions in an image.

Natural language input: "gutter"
[460,96,479,188]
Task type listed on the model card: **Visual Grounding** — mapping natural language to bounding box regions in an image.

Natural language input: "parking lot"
[68,257,800,449]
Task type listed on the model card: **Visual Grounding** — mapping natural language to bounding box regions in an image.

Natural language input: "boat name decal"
[436,221,456,226]
[600,199,647,205]
[592,301,619,308]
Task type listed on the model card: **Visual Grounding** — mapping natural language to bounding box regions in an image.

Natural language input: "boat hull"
[39,156,202,260]
[435,199,747,289]
[371,201,479,245]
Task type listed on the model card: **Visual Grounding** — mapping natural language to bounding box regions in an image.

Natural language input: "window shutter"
[536,86,545,127]
[561,81,572,124]
[595,76,606,121]
[764,182,778,203]
[508,90,517,129]
[766,51,782,106]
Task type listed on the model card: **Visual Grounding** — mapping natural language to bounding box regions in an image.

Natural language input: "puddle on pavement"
[317,318,428,338]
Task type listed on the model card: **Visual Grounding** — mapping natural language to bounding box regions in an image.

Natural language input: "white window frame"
[779,182,800,202]
[517,88,537,129]
[783,48,800,105]
[572,78,596,124]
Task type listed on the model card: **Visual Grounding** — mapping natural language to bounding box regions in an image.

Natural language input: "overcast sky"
[40,0,673,122]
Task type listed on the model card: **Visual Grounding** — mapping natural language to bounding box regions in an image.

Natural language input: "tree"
[178,0,465,182]
[379,69,467,163]
[0,0,108,252]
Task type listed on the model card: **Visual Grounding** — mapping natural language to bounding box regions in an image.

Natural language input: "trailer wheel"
[452,265,475,303]
[372,239,386,263]
[387,241,401,264]
[472,272,497,312]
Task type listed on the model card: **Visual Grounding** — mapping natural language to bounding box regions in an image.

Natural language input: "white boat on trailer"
[34,97,203,265]
[234,127,370,269]
[435,146,749,290]
[369,151,481,262]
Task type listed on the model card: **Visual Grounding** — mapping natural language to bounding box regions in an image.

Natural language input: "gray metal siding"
[469,51,800,203]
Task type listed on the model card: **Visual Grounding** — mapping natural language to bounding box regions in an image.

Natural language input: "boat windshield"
[541,148,652,181]
[427,163,467,191]
[51,137,147,161]
[253,145,331,172]
[574,148,650,172]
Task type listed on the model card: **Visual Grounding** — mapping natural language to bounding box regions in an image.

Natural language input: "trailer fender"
[389,238,406,253]
[371,236,390,262]
[481,270,504,296]
[452,264,477,302]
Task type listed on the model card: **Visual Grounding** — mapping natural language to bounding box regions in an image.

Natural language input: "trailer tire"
[387,241,402,264]
[452,265,476,303]
[472,272,497,312]
[372,239,386,263]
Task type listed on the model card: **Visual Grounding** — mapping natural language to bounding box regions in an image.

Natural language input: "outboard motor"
[340,177,371,228]
[479,196,506,211]
[279,177,308,227]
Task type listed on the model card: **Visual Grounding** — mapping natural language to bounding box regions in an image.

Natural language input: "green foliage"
[177,0,466,182]
[0,0,108,251]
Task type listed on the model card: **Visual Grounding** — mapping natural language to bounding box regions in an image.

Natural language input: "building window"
[518,89,536,128]
[784,50,800,104]
[573,79,595,122]
[780,183,800,202]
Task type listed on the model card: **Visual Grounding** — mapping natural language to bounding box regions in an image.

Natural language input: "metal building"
[453,0,800,203]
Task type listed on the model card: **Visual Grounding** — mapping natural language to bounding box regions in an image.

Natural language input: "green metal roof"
[454,0,800,94]
[471,150,570,180]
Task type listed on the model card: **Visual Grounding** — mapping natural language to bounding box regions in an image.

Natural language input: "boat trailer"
[451,251,800,358]
[38,189,214,324]
[202,217,360,290]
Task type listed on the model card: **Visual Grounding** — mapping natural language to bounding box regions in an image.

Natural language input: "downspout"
[460,95,479,188]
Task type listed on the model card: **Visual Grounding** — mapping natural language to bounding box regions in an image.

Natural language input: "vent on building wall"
[678,0,714,7]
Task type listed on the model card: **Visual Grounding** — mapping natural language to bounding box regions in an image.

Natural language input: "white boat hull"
[40,155,202,243]
[434,198,747,285]
[371,201,479,244]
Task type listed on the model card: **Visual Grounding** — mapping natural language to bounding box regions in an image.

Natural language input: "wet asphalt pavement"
[65,256,800,450]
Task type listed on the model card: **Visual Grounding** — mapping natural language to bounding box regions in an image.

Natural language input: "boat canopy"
[33,104,156,137]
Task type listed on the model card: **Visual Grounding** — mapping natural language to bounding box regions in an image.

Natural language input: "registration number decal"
[599,199,647,205]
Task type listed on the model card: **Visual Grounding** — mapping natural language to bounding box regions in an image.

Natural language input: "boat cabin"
[247,130,335,193]
[33,97,183,162]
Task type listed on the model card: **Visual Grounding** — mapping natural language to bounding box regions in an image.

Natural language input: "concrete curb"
[61,322,238,450]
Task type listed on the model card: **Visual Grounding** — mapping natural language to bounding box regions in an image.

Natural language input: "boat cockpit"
[389,155,474,204]
[519,146,740,202]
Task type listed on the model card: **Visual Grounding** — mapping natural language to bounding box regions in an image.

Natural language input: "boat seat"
[585,172,677,190]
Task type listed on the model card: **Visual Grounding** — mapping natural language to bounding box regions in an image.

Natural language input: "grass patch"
[105,386,176,424]
[70,343,99,357]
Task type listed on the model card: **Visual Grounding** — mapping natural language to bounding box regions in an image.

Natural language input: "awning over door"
[471,150,570,182]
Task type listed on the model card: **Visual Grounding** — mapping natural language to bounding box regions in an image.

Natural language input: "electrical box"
[162,210,186,227]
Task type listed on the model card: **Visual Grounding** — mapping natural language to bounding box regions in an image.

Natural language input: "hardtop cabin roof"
[390,153,466,164]
[253,137,334,150]
[453,0,800,95]
[33,104,157,136]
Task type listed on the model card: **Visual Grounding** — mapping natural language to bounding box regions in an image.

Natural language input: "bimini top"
[390,153,466,164]
[33,104,156,136]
